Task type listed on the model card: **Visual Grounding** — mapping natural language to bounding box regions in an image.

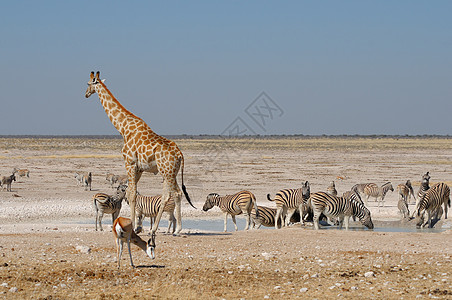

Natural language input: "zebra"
[132,193,176,235]
[363,182,394,206]
[106,173,119,188]
[411,172,431,218]
[327,181,337,196]
[251,206,281,229]
[93,184,127,231]
[343,189,364,221]
[74,172,84,186]
[397,180,416,204]
[351,183,368,196]
[202,191,258,232]
[83,172,92,191]
[1,174,16,192]
[13,168,30,178]
[416,182,450,228]
[267,181,310,229]
[397,197,410,220]
[310,192,374,230]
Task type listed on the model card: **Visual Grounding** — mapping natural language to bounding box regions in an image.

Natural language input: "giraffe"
[84,71,196,235]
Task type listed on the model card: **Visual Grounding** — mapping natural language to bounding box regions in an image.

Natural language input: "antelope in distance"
[113,217,156,269]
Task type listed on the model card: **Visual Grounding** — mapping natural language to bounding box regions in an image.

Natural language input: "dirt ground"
[0,137,451,299]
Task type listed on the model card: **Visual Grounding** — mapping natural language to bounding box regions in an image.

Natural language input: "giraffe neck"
[95,82,150,138]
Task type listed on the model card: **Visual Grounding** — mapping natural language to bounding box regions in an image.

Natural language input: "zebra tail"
[267,194,275,201]
[180,156,197,209]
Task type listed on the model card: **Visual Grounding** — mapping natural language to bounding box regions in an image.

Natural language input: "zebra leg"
[444,201,448,219]
[313,210,321,230]
[275,207,283,229]
[344,216,350,230]
[169,212,176,234]
[231,215,238,231]
[298,203,305,226]
[285,208,295,227]
[98,212,104,231]
[152,180,172,234]
[244,213,250,231]
[94,206,98,231]
[223,212,228,232]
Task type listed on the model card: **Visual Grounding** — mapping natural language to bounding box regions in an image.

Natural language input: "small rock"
[274,286,281,290]
[300,287,308,293]
[364,271,375,278]
[9,287,18,293]
[351,286,358,290]
[261,252,275,260]
[1,283,8,287]
[75,245,91,254]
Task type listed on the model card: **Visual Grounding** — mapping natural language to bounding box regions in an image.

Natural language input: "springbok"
[112,217,156,269]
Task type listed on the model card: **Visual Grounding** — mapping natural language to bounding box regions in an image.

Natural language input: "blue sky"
[1,1,451,135]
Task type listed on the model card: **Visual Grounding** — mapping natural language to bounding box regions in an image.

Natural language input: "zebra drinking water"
[416,182,450,228]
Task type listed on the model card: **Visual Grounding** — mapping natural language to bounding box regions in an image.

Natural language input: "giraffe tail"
[181,157,197,209]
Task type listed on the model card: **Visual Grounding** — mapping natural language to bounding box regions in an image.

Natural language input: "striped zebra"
[133,193,176,235]
[397,180,416,204]
[83,172,92,191]
[363,182,394,207]
[267,181,310,229]
[93,184,127,231]
[251,206,281,229]
[416,182,450,228]
[343,189,364,221]
[327,181,337,196]
[202,191,258,232]
[310,192,373,230]
[1,174,16,192]
[412,172,431,218]
[351,183,368,196]
[397,197,410,220]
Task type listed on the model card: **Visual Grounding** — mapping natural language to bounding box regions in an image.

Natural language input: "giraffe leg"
[125,165,141,230]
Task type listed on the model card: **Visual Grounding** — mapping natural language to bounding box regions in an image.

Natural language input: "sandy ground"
[0,137,451,299]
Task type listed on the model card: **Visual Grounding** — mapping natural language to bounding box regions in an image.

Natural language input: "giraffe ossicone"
[85,71,196,235]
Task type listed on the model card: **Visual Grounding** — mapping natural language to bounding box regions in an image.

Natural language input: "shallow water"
[85,218,446,233]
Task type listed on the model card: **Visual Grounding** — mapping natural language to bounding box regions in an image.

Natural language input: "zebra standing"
[202,191,258,232]
[412,172,431,218]
[397,180,416,204]
[83,172,92,191]
[93,184,127,231]
[343,189,364,221]
[251,206,281,229]
[416,182,450,228]
[351,183,368,196]
[327,181,337,196]
[132,193,176,234]
[267,181,310,229]
[1,174,16,192]
[363,182,394,207]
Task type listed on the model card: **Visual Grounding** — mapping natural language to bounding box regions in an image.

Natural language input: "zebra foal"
[203,191,258,232]
[132,193,176,234]
[416,182,450,228]
[93,184,127,231]
[267,181,310,229]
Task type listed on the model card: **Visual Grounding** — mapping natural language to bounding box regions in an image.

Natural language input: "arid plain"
[0,136,451,299]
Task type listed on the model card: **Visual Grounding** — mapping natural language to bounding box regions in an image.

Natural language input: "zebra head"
[415,206,426,228]
[115,184,128,201]
[359,208,374,229]
[203,193,219,211]
[302,181,310,200]
[146,232,156,260]
[85,71,104,98]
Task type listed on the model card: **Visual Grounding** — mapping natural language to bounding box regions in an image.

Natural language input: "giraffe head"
[85,71,103,98]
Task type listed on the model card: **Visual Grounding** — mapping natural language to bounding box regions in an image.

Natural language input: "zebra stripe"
[416,182,450,228]
[363,182,394,207]
[349,197,374,229]
[309,192,352,230]
[417,172,431,200]
[202,191,258,232]
[134,193,176,234]
[351,183,368,195]
[251,206,281,229]
[93,184,127,231]
[397,180,416,204]
[267,181,310,229]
